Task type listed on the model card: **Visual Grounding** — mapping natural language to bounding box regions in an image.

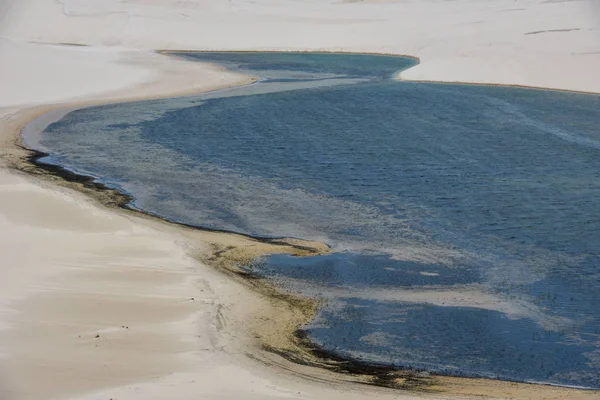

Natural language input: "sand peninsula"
[1,1,599,399]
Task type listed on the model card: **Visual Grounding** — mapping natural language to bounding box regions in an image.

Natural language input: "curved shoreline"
[25,147,331,250]
[5,51,598,399]
[161,49,600,96]
[16,120,577,391]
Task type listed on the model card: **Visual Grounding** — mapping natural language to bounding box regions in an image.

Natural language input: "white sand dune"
[2,0,600,92]
[0,1,599,400]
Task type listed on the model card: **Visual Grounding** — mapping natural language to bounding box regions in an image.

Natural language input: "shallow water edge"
[16,125,600,398]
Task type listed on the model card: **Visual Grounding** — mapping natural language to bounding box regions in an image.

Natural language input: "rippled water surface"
[25,53,600,388]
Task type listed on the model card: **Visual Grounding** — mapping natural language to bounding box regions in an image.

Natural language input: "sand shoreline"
[0,49,597,399]
[166,50,600,95]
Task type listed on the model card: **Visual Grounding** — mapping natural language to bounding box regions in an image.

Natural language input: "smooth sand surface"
[1,1,600,400]
[2,0,600,93]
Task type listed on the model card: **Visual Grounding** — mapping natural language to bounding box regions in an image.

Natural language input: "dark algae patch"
[265,329,437,391]
[25,148,132,208]
[22,52,600,389]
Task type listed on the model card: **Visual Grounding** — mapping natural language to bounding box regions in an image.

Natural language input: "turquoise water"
[26,53,600,388]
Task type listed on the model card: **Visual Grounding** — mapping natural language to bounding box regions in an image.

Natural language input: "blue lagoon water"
[25,53,600,388]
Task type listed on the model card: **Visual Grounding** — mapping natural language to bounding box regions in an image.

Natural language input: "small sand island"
[1,1,599,400]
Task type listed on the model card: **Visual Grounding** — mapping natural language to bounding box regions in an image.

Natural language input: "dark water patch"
[306,298,599,387]
[252,253,478,288]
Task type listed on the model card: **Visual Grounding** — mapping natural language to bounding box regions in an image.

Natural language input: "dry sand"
[1,1,599,400]
[2,0,600,92]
